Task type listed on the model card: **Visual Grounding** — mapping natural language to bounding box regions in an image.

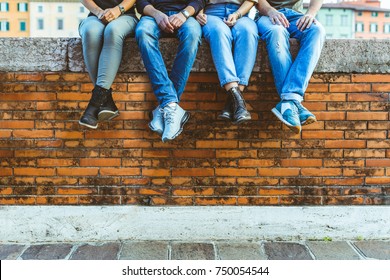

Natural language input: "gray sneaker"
[162,103,190,142]
[149,105,164,135]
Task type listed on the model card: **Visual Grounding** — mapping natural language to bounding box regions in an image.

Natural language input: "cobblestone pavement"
[1,240,389,260]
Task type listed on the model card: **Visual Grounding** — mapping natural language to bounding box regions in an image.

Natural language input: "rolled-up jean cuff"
[281,93,304,102]
[160,98,179,109]
[220,78,240,88]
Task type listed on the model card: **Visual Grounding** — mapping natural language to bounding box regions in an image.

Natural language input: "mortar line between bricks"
[347,241,369,260]
[168,242,172,260]
[116,241,124,260]
[66,243,81,260]
[303,241,317,260]
[212,242,218,260]
[15,244,30,260]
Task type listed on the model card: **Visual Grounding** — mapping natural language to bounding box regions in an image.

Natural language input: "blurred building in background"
[0,0,30,37]
[307,0,390,39]
[29,0,88,37]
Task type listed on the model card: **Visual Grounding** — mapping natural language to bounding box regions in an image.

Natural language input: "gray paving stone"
[171,243,215,260]
[264,242,313,260]
[70,243,120,260]
[353,241,390,260]
[20,244,73,260]
[217,242,267,260]
[119,241,168,260]
[0,244,25,260]
[306,241,361,260]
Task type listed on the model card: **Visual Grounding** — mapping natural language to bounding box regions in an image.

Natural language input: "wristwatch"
[118,4,125,15]
[180,9,190,19]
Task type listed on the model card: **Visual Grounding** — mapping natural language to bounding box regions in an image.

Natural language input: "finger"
[305,18,314,29]
[280,14,290,28]
[299,16,310,31]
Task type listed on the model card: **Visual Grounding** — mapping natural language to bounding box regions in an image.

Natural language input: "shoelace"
[163,107,176,125]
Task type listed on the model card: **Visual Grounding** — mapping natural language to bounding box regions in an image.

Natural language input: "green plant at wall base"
[323,236,332,242]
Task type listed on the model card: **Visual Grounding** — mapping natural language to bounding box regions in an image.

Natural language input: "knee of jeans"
[135,25,156,44]
[180,27,202,47]
[263,25,289,42]
[82,26,104,41]
[232,23,259,41]
[310,22,326,42]
[104,24,126,42]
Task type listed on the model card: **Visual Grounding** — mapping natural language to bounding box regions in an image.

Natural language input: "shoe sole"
[162,112,190,142]
[271,107,301,134]
[301,116,317,126]
[98,110,119,121]
[148,122,163,135]
[233,115,251,125]
[218,113,232,121]
[78,120,98,129]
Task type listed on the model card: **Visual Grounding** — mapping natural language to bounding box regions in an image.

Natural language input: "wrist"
[118,5,125,15]
[235,11,242,19]
[180,9,190,20]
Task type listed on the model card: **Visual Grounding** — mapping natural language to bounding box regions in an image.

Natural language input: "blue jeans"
[79,15,138,89]
[135,13,202,108]
[202,3,259,87]
[256,8,325,102]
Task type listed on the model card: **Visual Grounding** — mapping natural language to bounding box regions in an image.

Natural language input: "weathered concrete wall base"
[1,206,389,243]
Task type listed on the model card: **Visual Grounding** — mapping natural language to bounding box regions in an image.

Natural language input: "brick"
[372,84,390,92]
[324,159,365,167]
[0,150,14,158]
[143,150,170,158]
[195,197,237,205]
[142,168,170,177]
[324,178,364,186]
[0,121,34,129]
[343,149,385,158]
[302,131,344,139]
[280,159,322,167]
[0,168,12,176]
[343,168,384,177]
[15,73,44,82]
[300,168,342,176]
[325,140,366,149]
[215,168,256,177]
[315,111,346,121]
[37,158,76,167]
[366,159,390,167]
[173,150,216,158]
[347,112,388,121]
[352,74,390,83]
[0,197,36,204]
[258,168,300,177]
[85,130,142,139]
[366,177,390,185]
[14,168,55,176]
[345,130,387,139]
[55,131,84,139]
[57,168,98,176]
[123,140,152,148]
[172,187,214,196]
[238,159,275,167]
[0,130,12,138]
[348,92,388,101]
[259,187,298,196]
[100,168,140,176]
[172,168,213,177]
[330,84,371,92]
[80,158,121,167]
[0,92,56,100]
[0,187,13,195]
[196,140,238,149]
[324,196,364,205]
[305,93,346,101]
[237,197,279,205]
[13,130,53,138]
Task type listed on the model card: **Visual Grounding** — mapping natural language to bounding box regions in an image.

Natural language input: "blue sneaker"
[293,101,317,126]
[162,103,190,142]
[271,100,301,134]
[149,106,164,135]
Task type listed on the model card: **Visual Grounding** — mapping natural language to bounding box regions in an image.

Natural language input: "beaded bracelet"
[235,11,242,19]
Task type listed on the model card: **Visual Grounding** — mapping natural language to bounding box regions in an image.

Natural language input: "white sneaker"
[161,103,190,142]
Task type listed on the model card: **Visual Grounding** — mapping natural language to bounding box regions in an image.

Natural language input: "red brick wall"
[0,71,389,205]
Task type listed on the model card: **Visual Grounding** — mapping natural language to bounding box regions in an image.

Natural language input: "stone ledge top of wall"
[1,38,389,73]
